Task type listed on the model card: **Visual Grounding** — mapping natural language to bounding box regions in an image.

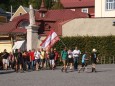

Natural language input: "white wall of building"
[95,0,115,17]
[62,18,115,36]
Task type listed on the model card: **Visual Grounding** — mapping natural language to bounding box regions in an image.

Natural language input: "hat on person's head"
[92,48,97,52]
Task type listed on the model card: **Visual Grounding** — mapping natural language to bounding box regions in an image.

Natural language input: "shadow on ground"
[0,70,15,74]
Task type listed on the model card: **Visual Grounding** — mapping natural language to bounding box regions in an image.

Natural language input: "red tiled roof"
[39,0,47,12]
[0,22,26,34]
[0,22,16,34]
[0,9,88,35]
[61,0,95,8]
[12,13,29,22]
[53,20,73,36]
[13,9,88,22]
[40,20,73,36]
[11,28,27,34]
[35,9,88,21]
[0,13,29,34]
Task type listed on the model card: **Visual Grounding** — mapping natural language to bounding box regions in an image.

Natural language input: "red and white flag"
[40,29,60,50]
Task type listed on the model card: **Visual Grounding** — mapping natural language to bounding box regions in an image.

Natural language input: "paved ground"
[0,64,115,86]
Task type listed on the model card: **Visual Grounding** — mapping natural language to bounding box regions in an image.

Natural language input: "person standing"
[2,49,9,70]
[61,47,68,73]
[49,48,55,70]
[8,52,15,69]
[40,48,45,69]
[30,49,35,71]
[54,48,59,68]
[22,51,28,71]
[45,50,50,69]
[68,49,74,71]
[17,49,24,72]
[34,48,41,71]
[27,50,32,70]
[91,48,98,72]
[78,51,88,73]
[14,49,19,72]
[72,47,81,71]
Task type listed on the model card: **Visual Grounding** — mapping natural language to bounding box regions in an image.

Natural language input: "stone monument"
[26,5,39,51]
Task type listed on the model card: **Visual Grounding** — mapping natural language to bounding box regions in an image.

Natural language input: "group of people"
[61,47,99,73]
[0,48,60,72]
[0,47,99,73]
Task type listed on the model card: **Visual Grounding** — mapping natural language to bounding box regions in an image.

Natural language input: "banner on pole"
[40,29,60,50]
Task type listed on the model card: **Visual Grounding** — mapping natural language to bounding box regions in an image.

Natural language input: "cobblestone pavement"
[0,64,115,86]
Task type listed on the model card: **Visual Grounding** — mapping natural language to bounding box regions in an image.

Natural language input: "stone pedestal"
[26,26,39,51]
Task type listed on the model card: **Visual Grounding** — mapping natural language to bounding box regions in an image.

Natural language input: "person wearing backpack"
[61,47,68,73]
[78,51,88,73]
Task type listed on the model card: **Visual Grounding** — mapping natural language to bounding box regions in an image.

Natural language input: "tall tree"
[0,0,55,12]
[45,0,52,9]
[51,0,63,9]
[22,0,29,7]
[9,0,24,11]
[29,0,42,9]
[0,0,10,11]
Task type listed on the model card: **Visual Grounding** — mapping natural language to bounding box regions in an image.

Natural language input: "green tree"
[0,0,54,12]
[29,0,42,9]
[0,0,10,11]
[22,0,29,7]
[51,0,63,9]
[9,0,24,11]
[45,0,52,9]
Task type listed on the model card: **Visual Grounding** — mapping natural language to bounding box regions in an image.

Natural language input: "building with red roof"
[0,0,89,52]
[60,0,95,15]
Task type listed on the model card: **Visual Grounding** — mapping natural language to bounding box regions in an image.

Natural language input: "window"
[81,8,88,13]
[40,13,45,18]
[19,13,22,16]
[106,0,115,10]
[18,20,29,28]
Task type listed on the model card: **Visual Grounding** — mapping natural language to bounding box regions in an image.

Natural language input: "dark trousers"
[74,57,78,70]
[31,60,35,70]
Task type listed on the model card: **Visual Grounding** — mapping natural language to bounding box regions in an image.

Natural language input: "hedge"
[54,36,115,62]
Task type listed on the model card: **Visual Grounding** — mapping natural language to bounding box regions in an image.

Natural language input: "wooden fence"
[99,56,115,64]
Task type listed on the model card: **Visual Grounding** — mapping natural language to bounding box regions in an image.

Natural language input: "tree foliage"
[51,0,63,9]
[0,0,63,12]
[45,0,53,9]
[54,36,115,58]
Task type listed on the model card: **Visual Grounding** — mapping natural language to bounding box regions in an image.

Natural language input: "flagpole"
[60,39,67,48]
[11,5,12,17]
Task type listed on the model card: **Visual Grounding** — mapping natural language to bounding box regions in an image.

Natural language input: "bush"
[54,36,115,64]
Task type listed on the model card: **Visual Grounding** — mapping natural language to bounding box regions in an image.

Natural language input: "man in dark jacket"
[49,48,55,70]
[2,49,9,70]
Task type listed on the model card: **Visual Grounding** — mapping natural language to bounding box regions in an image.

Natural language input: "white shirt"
[34,51,41,59]
[72,50,81,57]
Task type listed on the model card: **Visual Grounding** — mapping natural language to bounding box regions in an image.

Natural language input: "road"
[0,64,115,86]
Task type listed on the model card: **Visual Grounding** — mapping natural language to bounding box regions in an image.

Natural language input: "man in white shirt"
[34,48,41,70]
[72,47,81,70]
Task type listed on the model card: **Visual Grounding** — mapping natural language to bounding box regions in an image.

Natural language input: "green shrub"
[54,36,115,64]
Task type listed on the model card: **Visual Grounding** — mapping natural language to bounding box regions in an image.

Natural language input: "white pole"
[60,39,67,48]
[11,5,13,17]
